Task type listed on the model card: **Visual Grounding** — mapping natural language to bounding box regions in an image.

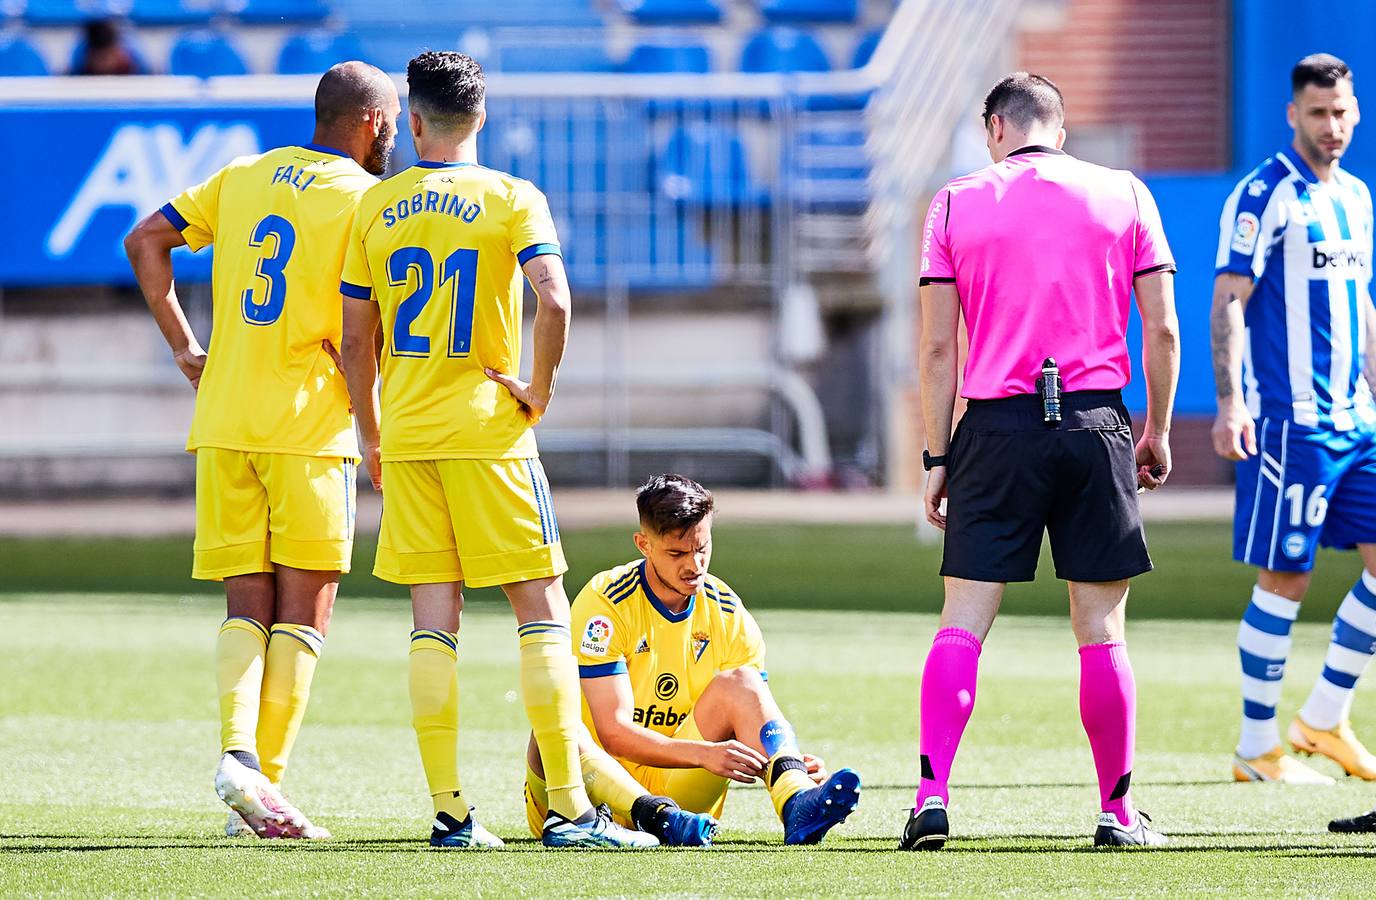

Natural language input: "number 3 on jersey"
[242,214,295,326]
[388,246,479,358]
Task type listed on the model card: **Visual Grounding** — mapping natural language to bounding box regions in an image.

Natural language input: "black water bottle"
[1038,357,1062,426]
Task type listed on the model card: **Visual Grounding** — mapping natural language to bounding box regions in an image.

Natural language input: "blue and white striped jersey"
[1217,148,1376,432]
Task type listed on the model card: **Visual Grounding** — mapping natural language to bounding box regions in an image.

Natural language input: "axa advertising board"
[0,105,313,285]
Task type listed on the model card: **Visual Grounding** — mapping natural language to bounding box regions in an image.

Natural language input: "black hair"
[84,18,121,50]
[407,50,485,134]
[314,61,393,128]
[1292,53,1352,95]
[982,71,1065,131]
[635,474,715,536]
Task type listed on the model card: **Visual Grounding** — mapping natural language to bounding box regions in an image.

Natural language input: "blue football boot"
[781,768,861,845]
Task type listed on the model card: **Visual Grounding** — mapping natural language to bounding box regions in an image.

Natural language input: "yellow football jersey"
[339,161,562,461]
[163,143,375,458]
[572,560,766,737]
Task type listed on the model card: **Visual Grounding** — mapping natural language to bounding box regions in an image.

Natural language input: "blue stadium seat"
[21,0,92,25]
[618,0,721,25]
[232,0,331,25]
[128,0,216,26]
[759,0,858,24]
[657,124,766,207]
[348,0,600,28]
[276,30,365,75]
[619,43,711,74]
[851,29,881,68]
[739,27,832,73]
[497,44,612,73]
[169,29,248,77]
[0,33,48,75]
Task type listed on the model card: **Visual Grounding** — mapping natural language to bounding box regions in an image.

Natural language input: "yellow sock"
[524,764,549,837]
[408,629,466,815]
[766,753,815,820]
[579,743,647,822]
[216,617,269,757]
[255,623,324,785]
[517,621,591,820]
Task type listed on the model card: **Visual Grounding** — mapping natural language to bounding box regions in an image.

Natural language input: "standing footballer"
[339,51,652,849]
[124,63,401,839]
[1214,54,1376,787]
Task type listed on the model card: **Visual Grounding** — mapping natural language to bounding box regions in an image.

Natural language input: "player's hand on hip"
[1134,432,1171,491]
[361,444,382,493]
[321,338,344,369]
[484,368,547,424]
[924,466,948,530]
[320,340,354,412]
[173,344,207,390]
[1211,402,1257,461]
[803,753,828,784]
[697,740,768,784]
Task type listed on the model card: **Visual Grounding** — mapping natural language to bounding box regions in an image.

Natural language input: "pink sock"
[915,627,982,808]
[1078,641,1136,827]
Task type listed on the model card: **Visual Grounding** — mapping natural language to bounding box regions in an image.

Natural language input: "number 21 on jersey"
[387,245,479,358]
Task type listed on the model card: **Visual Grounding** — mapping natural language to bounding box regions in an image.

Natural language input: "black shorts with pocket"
[940,389,1152,583]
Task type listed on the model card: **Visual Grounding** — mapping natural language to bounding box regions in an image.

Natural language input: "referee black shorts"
[940,389,1152,584]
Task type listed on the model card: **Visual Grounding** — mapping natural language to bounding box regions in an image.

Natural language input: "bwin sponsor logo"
[1312,247,1370,270]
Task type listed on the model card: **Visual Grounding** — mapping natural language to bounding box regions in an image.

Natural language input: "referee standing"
[900,73,1180,850]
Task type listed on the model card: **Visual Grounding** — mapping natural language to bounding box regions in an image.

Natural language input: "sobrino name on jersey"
[382,190,482,228]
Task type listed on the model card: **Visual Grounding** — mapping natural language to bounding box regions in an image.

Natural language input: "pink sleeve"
[919,188,955,284]
[1130,176,1175,276]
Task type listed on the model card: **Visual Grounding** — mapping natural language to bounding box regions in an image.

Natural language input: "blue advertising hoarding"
[0,97,1278,416]
[0,104,314,285]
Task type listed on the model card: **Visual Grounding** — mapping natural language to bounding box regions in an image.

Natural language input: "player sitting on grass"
[523,474,862,845]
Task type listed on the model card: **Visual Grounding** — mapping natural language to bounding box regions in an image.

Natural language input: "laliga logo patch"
[581,616,613,656]
[1231,212,1260,255]
[655,673,679,701]
[1282,532,1307,560]
[692,630,711,662]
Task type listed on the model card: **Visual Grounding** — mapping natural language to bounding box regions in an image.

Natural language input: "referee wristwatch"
[922,450,947,470]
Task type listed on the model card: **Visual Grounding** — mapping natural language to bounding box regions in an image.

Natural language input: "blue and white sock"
[1237,586,1300,759]
[1299,570,1376,731]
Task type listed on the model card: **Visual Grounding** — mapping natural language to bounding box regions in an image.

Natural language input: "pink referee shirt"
[920,146,1175,399]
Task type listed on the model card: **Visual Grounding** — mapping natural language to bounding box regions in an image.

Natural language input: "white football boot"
[225,810,254,838]
[213,754,330,840]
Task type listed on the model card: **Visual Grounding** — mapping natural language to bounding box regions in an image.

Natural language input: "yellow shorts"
[193,447,356,580]
[523,712,730,836]
[373,457,567,589]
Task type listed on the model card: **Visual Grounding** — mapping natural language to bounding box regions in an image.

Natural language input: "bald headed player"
[124,62,401,840]
[524,475,862,845]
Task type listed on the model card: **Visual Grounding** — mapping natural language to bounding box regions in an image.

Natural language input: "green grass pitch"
[3,523,1376,896]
